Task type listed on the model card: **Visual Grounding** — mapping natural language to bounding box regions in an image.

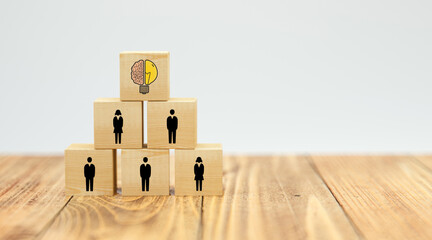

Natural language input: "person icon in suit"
[166,109,178,144]
[140,157,151,191]
[194,157,204,191]
[84,157,95,192]
[113,109,123,144]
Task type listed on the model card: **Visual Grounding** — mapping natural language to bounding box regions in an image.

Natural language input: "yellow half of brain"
[145,60,158,85]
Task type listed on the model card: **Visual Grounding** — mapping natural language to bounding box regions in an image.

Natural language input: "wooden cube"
[120,51,170,101]
[175,144,223,195]
[147,98,197,149]
[94,98,143,149]
[65,144,116,196]
[121,148,170,196]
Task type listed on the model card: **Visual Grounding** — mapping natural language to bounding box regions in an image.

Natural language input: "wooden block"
[120,51,170,101]
[147,98,197,149]
[121,148,170,196]
[65,144,116,196]
[94,98,143,149]
[175,144,223,195]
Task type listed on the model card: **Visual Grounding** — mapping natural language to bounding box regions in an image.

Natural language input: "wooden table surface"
[2,155,432,240]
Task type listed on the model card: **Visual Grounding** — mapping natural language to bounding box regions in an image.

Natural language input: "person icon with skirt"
[113,109,123,144]
[194,157,204,191]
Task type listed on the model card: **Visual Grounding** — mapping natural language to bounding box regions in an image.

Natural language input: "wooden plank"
[0,156,69,239]
[201,156,360,240]
[413,155,432,172]
[311,155,432,240]
[38,154,202,240]
[14,155,432,239]
[38,196,202,240]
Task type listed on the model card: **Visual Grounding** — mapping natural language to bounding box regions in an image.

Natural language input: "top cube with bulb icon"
[120,51,170,101]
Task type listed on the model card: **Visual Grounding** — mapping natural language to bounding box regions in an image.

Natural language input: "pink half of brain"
[131,60,144,85]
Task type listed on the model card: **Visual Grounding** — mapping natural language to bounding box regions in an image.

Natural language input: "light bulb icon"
[130,59,158,94]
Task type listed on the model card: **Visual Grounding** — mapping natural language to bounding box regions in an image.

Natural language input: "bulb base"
[139,85,149,94]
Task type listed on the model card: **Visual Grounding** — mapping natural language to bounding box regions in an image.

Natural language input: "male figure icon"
[194,157,204,191]
[113,109,123,144]
[84,157,95,191]
[166,109,178,144]
[140,157,151,191]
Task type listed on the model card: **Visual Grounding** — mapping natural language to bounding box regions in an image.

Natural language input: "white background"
[1,0,431,154]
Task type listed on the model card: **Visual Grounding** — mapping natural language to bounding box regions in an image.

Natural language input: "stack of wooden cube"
[65,52,223,196]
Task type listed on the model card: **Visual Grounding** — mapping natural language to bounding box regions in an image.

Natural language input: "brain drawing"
[131,60,144,85]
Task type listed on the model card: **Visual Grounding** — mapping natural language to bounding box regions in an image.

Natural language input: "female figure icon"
[113,109,123,144]
[194,157,204,191]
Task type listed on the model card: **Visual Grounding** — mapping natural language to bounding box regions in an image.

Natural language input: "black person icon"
[140,157,151,191]
[84,157,95,192]
[166,109,178,144]
[194,157,204,191]
[113,109,123,144]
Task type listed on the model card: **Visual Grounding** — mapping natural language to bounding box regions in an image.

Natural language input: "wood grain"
[0,156,69,239]
[39,154,201,240]
[5,155,432,239]
[413,155,432,172]
[201,156,360,240]
[311,155,432,240]
[38,196,202,240]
